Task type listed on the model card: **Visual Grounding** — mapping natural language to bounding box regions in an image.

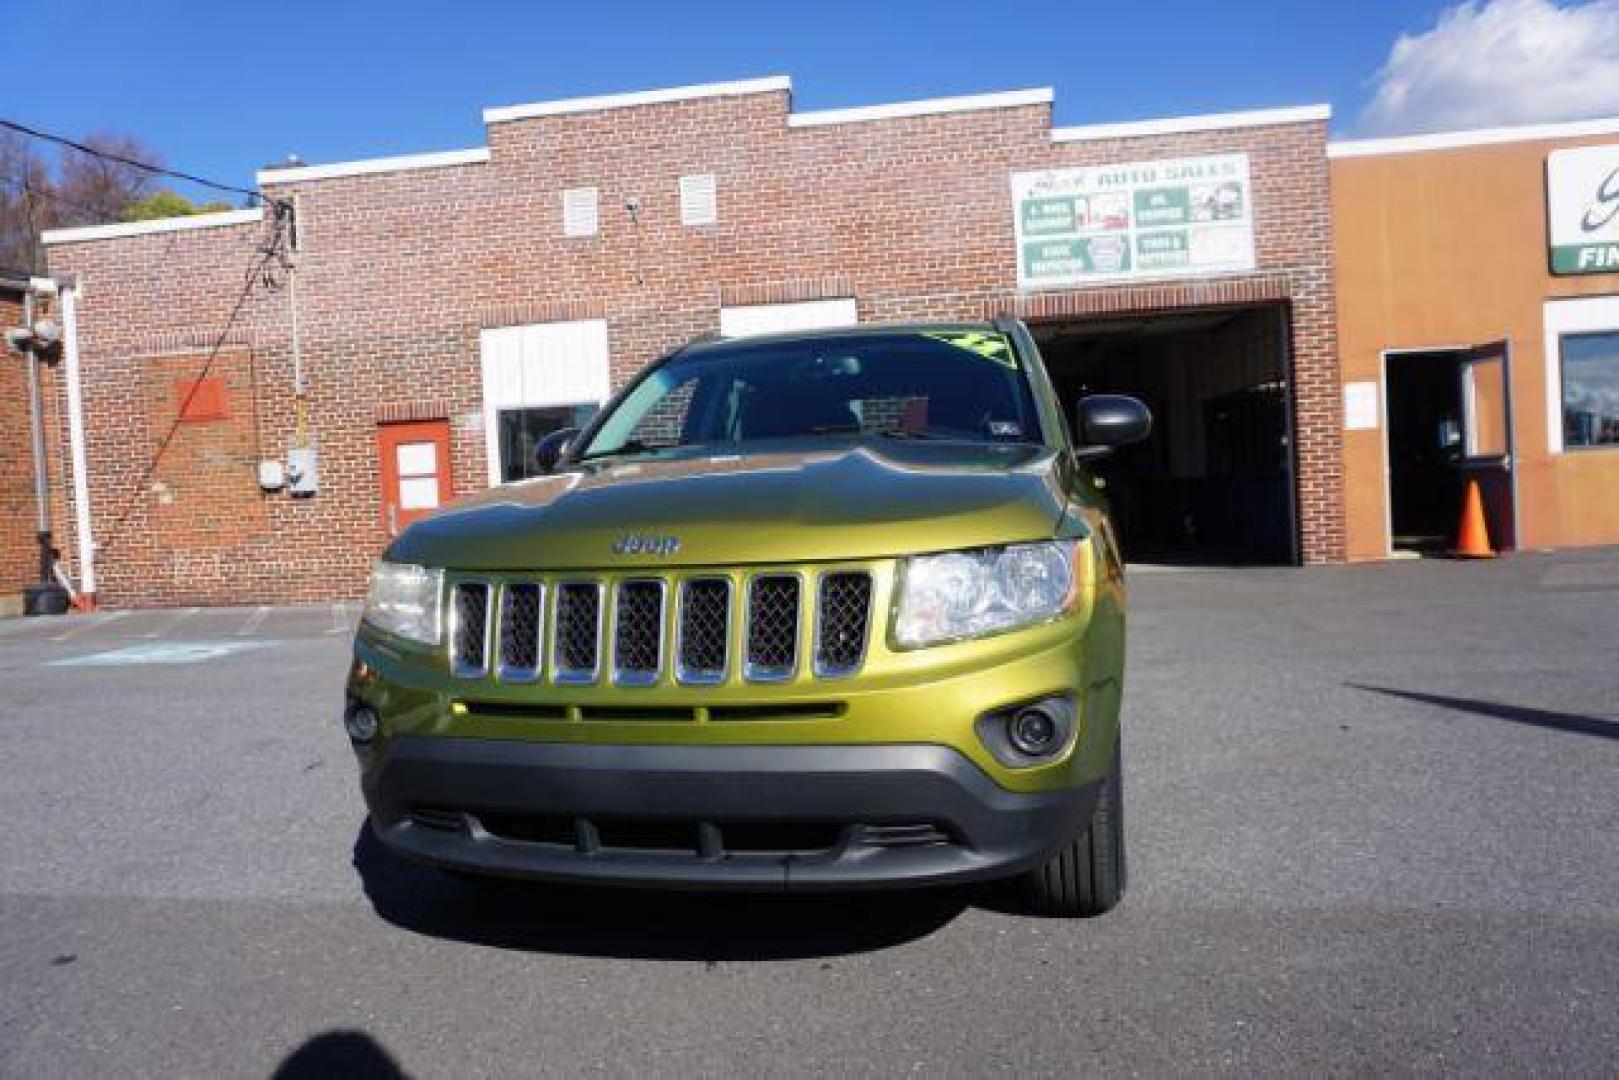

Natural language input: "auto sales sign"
[1549,144,1619,275]
[1012,154,1255,289]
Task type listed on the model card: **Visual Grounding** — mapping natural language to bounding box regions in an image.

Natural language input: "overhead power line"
[0,117,281,209]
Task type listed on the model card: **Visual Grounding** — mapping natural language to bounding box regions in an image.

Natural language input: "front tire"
[1023,735,1126,918]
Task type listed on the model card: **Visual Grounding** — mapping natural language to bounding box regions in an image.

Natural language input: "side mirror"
[1075,395,1151,453]
[534,427,580,474]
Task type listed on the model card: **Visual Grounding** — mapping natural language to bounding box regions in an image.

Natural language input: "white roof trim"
[258,147,490,185]
[1052,104,1331,143]
[42,208,263,246]
[788,88,1053,128]
[484,76,791,123]
[1329,115,1619,158]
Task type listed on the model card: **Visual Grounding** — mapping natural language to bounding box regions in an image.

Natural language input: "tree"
[0,130,53,273]
[53,132,160,227]
[124,190,233,222]
[0,130,179,273]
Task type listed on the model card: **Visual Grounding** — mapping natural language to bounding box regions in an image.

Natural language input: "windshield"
[578,330,1042,460]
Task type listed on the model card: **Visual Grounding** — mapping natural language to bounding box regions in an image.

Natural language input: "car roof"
[680,320,1005,356]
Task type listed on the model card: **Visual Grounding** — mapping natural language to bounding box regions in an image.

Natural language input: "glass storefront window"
[1562,331,1619,450]
[497,403,599,482]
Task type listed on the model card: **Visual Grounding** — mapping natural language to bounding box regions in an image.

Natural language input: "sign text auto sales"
[1548,144,1619,275]
[1010,153,1255,289]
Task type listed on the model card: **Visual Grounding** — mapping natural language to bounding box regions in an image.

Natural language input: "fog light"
[345,704,379,743]
[974,694,1078,769]
[1008,706,1059,755]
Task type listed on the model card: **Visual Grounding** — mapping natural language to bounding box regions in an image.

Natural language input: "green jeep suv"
[346,319,1149,917]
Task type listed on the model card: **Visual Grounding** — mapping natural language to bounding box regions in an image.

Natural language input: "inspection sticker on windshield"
[921,331,1016,368]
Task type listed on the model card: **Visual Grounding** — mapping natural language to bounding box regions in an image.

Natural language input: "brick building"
[41,76,1346,607]
[2,271,35,610]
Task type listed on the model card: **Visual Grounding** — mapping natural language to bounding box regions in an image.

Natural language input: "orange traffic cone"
[1451,478,1495,559]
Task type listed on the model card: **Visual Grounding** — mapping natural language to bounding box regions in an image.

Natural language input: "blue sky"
[7,1,1615,201]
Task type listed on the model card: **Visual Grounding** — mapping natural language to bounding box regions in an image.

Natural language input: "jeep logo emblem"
[612,534,681,556]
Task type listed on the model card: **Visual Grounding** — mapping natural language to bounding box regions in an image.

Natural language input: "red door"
[377,420,452,537]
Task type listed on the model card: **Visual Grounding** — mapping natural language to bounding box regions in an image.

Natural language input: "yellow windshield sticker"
[921,331,1017,368]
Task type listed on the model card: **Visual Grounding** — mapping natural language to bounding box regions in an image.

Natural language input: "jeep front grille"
[448,569,872,686]
[552,582,604,683]
[612,580,665,685]
[815,571,873,677]
[498,583,542,680]
[450,582,491,677]
[676,578,730,684]
[746,575,800,681]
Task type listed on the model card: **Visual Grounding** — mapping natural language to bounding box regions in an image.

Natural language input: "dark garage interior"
[1033,306,1298,565]
[1384,350,1466,554]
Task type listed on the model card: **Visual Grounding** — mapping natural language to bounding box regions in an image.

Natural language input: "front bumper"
[364,738,1098,890]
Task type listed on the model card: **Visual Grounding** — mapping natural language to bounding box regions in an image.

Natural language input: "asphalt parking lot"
[2,550,1617,1076]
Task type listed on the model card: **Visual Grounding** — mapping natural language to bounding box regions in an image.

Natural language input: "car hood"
[387,441,1071,571]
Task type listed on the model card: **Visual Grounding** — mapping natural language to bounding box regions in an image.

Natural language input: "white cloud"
[1359,0,1619,134]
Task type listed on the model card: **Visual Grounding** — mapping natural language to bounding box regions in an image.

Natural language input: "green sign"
[1011,154,1254,288]
[1133,187,1190,228]
[1548,145,1619,276]
[1021,197,1077,236]
[1022,236,1133,277]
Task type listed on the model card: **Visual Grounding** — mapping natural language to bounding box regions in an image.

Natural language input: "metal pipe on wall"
[60,281,96,602]
[21,290,53,579]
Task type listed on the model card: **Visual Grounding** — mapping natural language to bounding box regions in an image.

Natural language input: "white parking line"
[236,606,270,636]
[51,610,127,642]
[143,607,200,639]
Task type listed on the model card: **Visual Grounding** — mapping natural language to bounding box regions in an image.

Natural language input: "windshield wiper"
[873,427,949,441]
[576,438,654,463]
[805,424,948,440]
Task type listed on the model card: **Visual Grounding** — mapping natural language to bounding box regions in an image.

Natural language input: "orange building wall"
[1331,134,1619,559]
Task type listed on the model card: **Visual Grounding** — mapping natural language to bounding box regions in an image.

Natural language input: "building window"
[497,404,600,482]
[1561,330,1619,449]
[562,187,599,237]
[478,318,611,485]
[679,173,716,226]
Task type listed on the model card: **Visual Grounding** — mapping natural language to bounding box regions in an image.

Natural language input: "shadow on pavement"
[352,823,972,960]
[1350,684,1619,741]
[273,1029,407,1079]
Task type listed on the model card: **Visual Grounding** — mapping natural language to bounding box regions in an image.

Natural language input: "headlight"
[362,561,443,646]
[894,540,1079,648]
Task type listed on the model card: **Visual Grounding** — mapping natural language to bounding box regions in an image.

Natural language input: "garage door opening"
[1032,305,1297,565]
